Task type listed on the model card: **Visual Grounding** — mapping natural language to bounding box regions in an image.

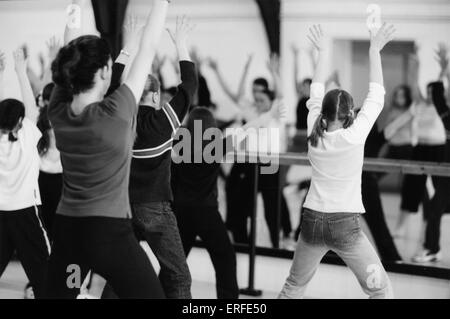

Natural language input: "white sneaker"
[411,250,442,263]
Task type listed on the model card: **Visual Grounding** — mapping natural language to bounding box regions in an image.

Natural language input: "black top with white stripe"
[129,61,198,203]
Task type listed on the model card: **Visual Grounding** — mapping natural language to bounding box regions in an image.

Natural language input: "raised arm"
[14,48,39,123]
[124,0,169,104]
[308,25,327,85]
[345,23,395,144]
[0,51,5,101]
[435,43,450,102]
[106,15,144,96]
[368,23,395,86]
[292,44,301,97]
[41,36,62,87]
[166,15,198,119]
[267,53,283,98]
[306,25,327,136]
[208,54,253,105]
[407,45,425,104]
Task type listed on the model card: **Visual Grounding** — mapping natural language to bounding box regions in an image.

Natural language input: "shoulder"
[101,84,137,117]
[19,118,42,146]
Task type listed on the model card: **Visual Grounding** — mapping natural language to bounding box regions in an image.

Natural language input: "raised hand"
[46,36,62,61]
[307,24,326,52]
[13,48,28,74]
[369,22,395,52]
[123,14,144,50]
[435,42,449,72]
[167,15,195,62]
[0,51,6,73]
[167,15,195,48]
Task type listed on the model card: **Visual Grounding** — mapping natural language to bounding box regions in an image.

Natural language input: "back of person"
[415,101,446,145]
[0,117,41,211]
[307,134,366,211]
[172,161,220,207]
[304,82,385,213]
[48,84,136,218]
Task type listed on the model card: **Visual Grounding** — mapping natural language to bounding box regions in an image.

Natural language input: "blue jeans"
[132,202,192,299]
[279,208,393,299]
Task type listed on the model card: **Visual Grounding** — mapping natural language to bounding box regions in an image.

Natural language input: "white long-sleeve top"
[304,82,385,213]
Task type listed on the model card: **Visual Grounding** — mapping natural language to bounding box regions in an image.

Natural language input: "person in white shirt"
[0,49,50,299]
[279,23,395,299]
[208,53,292,248]
[393,47,447,238]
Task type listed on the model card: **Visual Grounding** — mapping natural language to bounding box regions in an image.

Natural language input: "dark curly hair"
[51,35,111,94]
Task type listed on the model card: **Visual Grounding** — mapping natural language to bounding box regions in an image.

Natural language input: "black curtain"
[255,0,281,55]
[91,0,129,59]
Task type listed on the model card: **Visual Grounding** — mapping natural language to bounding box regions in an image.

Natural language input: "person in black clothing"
[414,46,450,262]
[46,0,169,299]
[172,98,284,298]
[362,124,402,262]
[171,107,238,299]
[126,16,197,299]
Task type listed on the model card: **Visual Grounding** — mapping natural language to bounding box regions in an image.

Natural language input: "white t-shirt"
[0,118,42,211]
[415,102,447,145]
[304,82,385,213]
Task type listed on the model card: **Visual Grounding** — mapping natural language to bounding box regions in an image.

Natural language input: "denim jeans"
[132,202,192,299]
[279,208,393,299]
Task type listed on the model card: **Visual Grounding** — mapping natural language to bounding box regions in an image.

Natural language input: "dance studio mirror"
[0,0,448,287]
[255,0,450,273]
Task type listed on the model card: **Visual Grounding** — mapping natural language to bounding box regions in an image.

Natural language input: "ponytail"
[308,114,327,147]
[342,110,354,129]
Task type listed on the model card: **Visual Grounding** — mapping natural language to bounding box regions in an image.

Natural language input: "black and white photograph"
[0,0,449,309]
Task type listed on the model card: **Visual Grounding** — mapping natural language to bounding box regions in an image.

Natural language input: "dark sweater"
[129,61,198,203]
[171,137,233,207]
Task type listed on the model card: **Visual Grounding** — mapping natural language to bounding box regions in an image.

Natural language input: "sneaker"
[411,250,442,263]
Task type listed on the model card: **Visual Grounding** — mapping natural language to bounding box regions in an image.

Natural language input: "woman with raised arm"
[46,0,170,299]
[0,49,50,299]
[393,45,447,238]
[413,43,450,263]
[278,24,395,299]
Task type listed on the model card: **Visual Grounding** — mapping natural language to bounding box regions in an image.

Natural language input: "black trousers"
[226,164,292,248]
[46,215,165,299]
[38,172,62,242]
[401,144,446,214]
[174,204,239,299]
[0,206,50,299]
[361,172,402,262]
[424,176,450,253]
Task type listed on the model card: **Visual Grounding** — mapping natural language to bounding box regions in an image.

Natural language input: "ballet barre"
[223,151,450,296]
[225,152,450,176]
